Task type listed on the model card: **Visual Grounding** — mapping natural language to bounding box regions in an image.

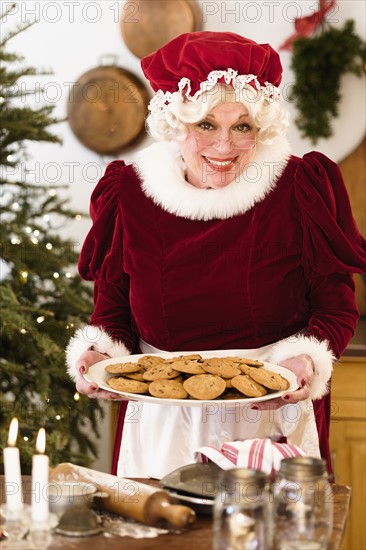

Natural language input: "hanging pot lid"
[120,0,202,59]
[67,58,150,155]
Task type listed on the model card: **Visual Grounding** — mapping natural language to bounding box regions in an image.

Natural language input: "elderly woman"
[66,32,366,478]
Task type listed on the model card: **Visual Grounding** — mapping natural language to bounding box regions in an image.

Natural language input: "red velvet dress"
[78,145,366,475]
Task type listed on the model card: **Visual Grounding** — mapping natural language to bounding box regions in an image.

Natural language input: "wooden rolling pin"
[50,463,196,528]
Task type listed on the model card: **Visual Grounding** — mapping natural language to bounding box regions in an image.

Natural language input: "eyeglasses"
[189,127,257,150]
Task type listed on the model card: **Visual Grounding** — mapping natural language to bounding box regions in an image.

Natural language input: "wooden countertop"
[1,476,351,549]
[343,317,366,357]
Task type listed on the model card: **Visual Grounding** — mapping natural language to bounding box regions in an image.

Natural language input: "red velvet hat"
[141,31,283,113]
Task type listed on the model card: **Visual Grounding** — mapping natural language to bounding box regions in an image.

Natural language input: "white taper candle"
[3,418,23,515]
[31,428,49,524]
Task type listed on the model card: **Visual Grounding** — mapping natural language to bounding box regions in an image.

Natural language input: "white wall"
[2,0,365,471]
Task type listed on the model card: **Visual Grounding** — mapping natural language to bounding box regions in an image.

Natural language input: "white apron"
[117,341,320,479]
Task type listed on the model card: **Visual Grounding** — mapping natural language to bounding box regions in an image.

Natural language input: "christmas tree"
[0,6,103,474]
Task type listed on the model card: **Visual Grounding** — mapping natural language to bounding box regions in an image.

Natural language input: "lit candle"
[31,428,49,524]
[3,417,23,515]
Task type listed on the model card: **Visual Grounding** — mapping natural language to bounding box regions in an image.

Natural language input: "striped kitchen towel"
[195,438,305,476]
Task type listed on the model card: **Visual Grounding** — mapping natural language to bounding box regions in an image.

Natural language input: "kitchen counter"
[343,317,366,357]
[1,476,351,549]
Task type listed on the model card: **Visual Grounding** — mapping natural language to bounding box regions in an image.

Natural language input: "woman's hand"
[75,350,126,401]
[251,354,315,410]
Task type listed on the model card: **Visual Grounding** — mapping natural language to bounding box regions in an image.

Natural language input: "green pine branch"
[0,106,61,160]
[0,4,35,47]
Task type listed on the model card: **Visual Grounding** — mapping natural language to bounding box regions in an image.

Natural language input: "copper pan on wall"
[67,60,150,155]
[120,0,202,59]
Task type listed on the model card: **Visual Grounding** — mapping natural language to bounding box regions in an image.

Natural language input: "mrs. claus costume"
[66,32,366,479]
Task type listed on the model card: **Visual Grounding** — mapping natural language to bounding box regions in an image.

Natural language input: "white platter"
[84,350,298,407]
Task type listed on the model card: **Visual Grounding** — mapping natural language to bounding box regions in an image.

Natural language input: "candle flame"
[36,428,46,454]
[8,417,18,446]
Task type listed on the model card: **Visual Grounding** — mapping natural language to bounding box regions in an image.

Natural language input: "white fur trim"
[66,325,130,381]
[269,335,336,400]
[133,138,291,220]
[148,70,281,114]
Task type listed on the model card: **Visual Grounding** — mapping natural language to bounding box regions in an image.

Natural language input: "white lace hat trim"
[148,69,282,114]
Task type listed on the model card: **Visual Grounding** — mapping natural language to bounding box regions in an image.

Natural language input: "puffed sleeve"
[66,161,138,380]
[269,152,366,400]
[294,152,365,275]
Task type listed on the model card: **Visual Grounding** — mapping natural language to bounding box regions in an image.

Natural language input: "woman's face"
[179,102,258,189]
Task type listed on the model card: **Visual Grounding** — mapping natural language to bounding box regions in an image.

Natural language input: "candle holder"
[28,511,59,550]
[0,504,58,550]
[0,503,31,548]
[28,521,53,550]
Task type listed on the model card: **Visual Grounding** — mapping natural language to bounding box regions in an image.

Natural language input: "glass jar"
[273,457,333,550]
[213,468,271,550]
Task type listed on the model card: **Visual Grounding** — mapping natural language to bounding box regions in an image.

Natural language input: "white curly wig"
[146,83,289,145]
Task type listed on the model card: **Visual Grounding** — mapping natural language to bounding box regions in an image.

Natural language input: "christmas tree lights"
[0,5,103,474]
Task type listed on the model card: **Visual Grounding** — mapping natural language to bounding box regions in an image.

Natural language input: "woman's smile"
[203,155,238,170]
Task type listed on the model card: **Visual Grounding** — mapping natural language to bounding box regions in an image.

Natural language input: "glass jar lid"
[279,457,327,481]
[219,468,267,489]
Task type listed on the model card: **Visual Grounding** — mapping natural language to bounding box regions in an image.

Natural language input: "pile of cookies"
[105,354,290,401]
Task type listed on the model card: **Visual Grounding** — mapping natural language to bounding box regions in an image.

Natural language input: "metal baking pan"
[160,462,222,499]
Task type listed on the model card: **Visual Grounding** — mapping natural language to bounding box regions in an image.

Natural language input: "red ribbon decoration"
[279,0,337,51]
